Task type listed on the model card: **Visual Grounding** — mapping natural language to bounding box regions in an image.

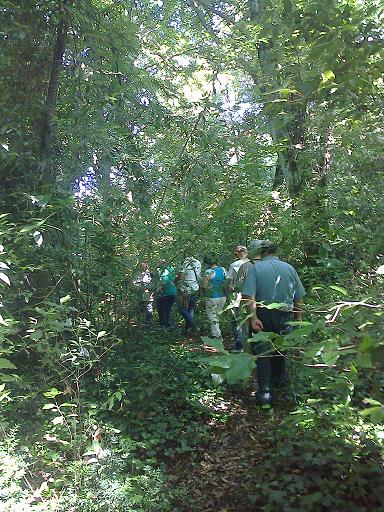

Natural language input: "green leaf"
[305,344,325,359]
[30,330,43,341]
[211,373,224,386]
[265,302,286,310]
[43,387,62,399]
[359,335,373,353]
[361,406,384,424]
[0,358,17,370]
[60,295,71,304]
[329,285,348,296]
[201,336,227,353]
[363,398,382,406]
[249,331,275,343]
[42,403,56,410]
[322,70,335,81]
[19,219,46,234]
[287,321,313,327]
[0,373,18,382]
[322,341,339,366]
[356,352,372,369]
[200,355,231,369]
[225,353,255,384]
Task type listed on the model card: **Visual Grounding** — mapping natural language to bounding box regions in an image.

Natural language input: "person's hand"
[251,317,264,332]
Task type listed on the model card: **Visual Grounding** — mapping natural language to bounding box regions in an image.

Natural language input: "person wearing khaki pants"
[205,296,227,338]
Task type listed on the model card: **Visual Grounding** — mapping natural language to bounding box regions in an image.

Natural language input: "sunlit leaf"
[42,403,56,410]
[265,302,287,310]
[329,285,348,296]
[0,358,17,370]
[0,272,10,286]
[0,373,18,382]
[33,230,43,246]
[322,70,335,81]
[43,387,62,399]
[201,336,227,353]
[52,416,64,425]
[361,405,384,423]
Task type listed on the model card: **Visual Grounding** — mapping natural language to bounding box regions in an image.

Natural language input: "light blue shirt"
[242,256,305,310]
[205,267,227,298]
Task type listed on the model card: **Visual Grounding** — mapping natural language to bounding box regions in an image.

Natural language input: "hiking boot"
[255,389,273,406]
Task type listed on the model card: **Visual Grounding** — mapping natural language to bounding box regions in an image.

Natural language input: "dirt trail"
[167,336,283,512]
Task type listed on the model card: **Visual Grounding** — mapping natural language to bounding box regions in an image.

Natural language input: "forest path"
[165,333,287,512]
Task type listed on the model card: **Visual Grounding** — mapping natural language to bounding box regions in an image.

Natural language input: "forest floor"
[109,322,285,512]
[145,329,290,512]
[4,318,383,512]
[167,340,277,512]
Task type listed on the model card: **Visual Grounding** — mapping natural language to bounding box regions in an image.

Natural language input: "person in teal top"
[156,259,177,327]
[202,255,227,338]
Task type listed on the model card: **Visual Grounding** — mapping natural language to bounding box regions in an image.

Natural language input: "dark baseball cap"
[247,239,276,257]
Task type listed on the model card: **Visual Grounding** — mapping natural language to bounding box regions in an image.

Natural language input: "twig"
[326,301,382,323]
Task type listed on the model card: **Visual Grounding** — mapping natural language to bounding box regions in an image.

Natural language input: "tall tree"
[179,0,383,197]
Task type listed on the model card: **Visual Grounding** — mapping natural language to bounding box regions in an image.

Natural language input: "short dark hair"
[203,253,219,266]
[261,241,278,256]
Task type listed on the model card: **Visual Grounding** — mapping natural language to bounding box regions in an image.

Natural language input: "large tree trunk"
[248,0,306,197]
[37,0,70,187]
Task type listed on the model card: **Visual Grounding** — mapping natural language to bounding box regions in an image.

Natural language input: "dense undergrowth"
[0,324,229,511]
[0,205,383,511]
[1,293,384,511]
[1,1,384,509]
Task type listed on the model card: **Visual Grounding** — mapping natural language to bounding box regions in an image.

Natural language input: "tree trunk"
[37,0,70,187]
[248,0,306,197]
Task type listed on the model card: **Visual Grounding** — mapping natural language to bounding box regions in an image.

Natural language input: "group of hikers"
[133,239,305,405]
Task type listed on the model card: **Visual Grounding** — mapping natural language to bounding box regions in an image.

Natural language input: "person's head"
[140,261,149,271]
[247,239,277,260]
[235,245,247,259]
[261,240,277,257]
[183,255,197,264]
[203,253,219,267]
[158,258,167,268]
